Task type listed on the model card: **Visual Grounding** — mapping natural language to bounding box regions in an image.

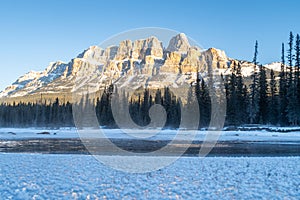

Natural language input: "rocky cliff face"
[167,33,190,53]
[0,33,282,102]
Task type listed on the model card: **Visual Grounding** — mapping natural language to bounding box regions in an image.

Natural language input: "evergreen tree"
[155,89,162,105]
[52,97,60,126]
[226,68,238,125]
[184,85,197,129]
[258,64,268,123]
[295,34,300,123]
[163,87,172,128]
[286,32,298,125]
[295,34,300,86]
[249,41,260,124]
[279,43,288,125]
[288,32,294,68]
[199,78,211,128]
[269,69,279,124]
[129,96,141,126]
[195,72,201,128]
[141,88,150,125]
[235,62,248,124]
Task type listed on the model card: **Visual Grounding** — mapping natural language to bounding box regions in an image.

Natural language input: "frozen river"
[0,128,299,156]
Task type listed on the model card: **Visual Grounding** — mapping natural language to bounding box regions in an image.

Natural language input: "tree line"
[0,32,300,128]
[0,86,186,129]
[223,32,300,126]
[0,98,74,127]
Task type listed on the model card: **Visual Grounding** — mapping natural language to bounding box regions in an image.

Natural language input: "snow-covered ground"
[0,153,298,199]
[0,128,300,142]
[0,128,299,198]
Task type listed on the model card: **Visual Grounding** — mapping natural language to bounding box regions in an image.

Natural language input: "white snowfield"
[0,153,298,199]
[0,128,300,142]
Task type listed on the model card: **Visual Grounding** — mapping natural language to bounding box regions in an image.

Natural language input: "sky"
[0,0,299,91]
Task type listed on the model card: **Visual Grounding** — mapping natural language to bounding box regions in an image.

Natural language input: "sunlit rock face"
[1,33,278,102]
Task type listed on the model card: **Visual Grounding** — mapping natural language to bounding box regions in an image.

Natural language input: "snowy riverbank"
[0,127,300,142]
[0,153,298,199]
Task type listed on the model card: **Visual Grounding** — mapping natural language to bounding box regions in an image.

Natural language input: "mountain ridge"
[0,33,284,103]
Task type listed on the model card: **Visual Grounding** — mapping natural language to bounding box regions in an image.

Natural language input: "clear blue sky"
[0,0,299,91]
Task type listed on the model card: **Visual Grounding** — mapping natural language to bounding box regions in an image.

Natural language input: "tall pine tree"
[269,69,279,125]
[295,34,300,123]
[279,43,288,125]
[236,62,248,124]
[286,32,298,125]
[258,64,268,124]
[249,40,260,124]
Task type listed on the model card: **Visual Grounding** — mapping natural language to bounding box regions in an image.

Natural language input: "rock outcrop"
[167,33,190,53]
[0,33,280,102]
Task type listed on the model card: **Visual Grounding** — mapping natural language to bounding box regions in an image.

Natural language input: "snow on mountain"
[167,33,190,53]
[0,33,284,101]
[16,70,41,83]
[264,62,286,72]
[0,61,69,98]
[0,71,41,98]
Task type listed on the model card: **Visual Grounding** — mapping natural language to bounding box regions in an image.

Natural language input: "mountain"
[0,33,283,103]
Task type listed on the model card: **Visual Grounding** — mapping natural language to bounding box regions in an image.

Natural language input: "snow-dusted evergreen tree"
[248,41,260,124]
